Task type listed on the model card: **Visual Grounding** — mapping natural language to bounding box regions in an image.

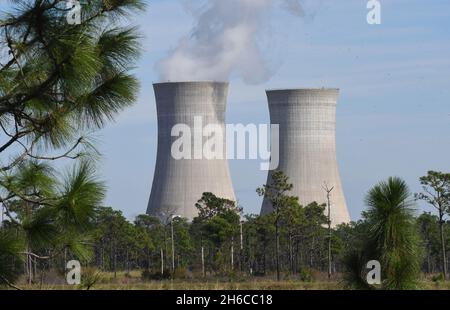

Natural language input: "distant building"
[260,88,351,226]
[147,82,236,221]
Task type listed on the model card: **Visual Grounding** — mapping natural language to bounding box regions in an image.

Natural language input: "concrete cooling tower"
[147,82,236,221]
[260,88,350,226]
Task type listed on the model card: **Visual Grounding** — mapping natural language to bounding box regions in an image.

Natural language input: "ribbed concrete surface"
[147,82,236,221]
[260,89,351,226]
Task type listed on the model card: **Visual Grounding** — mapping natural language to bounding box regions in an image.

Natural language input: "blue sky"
[98,0,450,220]
[2,0,450,221]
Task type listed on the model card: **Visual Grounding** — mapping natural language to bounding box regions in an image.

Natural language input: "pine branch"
[0,274,22,290]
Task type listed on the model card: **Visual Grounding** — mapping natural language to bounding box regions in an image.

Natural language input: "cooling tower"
[260,88,350,226]
[147,82,236,221]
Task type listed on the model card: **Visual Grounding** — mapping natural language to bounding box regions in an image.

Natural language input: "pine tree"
[0,0,145,288]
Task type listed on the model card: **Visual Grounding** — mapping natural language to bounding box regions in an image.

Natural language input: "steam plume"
[157,0,304,84]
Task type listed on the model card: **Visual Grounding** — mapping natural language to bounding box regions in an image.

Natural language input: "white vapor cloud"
[157,0,304,84]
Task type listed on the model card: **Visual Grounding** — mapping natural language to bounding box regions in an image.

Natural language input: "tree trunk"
[64,247,67,271]
[160,248,164,275]
[126,249,130,273]
[33,257,37,282]
[101,247,104,271]
[439,210,448,279]
[288,231,294,275]
[26,245,32,285]
[164,228,168,270]
[262,239,266,275]
[275,220,280,281]
[326,188,332,280]
[231,238,234,271]
[113,245,117,279]
[201,245,205,277]
[27,253,32,285]
[328,229,332,280]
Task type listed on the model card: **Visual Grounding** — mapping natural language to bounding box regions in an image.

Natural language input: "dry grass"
[21,281,342,290]
[13,270,450,290]
[16,270,343,290]
[18,280,450,290]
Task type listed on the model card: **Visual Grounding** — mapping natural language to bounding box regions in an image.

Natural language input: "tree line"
[3,167,449,290]
[94,171,450,289]
[1,1,449,290]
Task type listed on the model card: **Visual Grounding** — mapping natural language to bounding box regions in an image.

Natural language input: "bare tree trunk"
[231,238,234,271]
[262,239,266,275]
[27,253,31,285]
[328,226,332,279]
[113,245,117,279]
[240,221,243,271]
[288,234,293,275]
[275,220,280,281]
[64,247,67,271]
[323,184,334,280]
[39,267,44,289]
[26,245,32,285]
[126,249,130,273]
[101,247,104,271]
[201,245,205,277]
[164,227,168,270]
[27,254,33,285]
[160,248,164,275]
[439,210,448,279]
[23,258,27,280]
[33,256,37,283]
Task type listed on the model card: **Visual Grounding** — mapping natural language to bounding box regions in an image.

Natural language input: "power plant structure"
[260,88,351,226]
[147,82,236,221]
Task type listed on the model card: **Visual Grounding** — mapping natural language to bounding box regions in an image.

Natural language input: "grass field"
[11,270,450,290]
[23,281,341,290]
